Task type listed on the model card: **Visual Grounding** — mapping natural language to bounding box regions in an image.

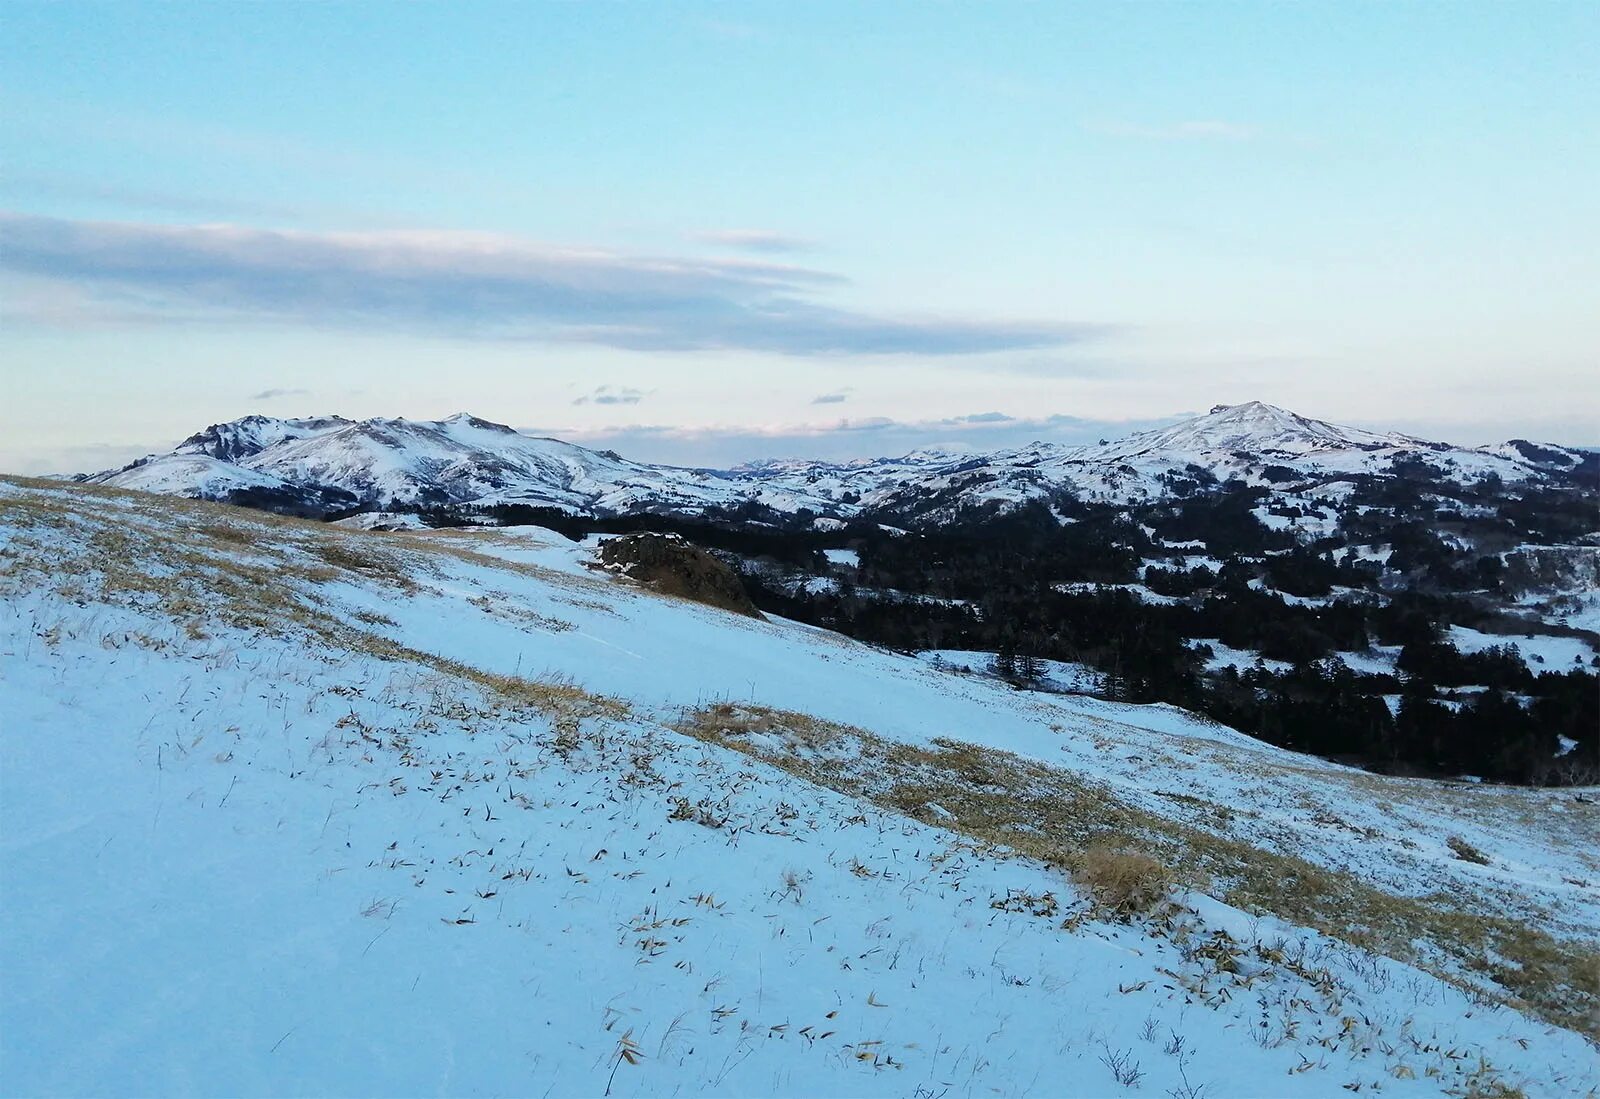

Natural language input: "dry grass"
[673,701,1600,1035]
[1069,847,1174,918]
[1448,835,1493,865]
[0,478,421,642]
[0,477,629,745]
[307,539,402,578]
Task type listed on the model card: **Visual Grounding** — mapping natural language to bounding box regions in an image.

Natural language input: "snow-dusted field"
[3,477,1597,1097]
[1447,624,1598,671]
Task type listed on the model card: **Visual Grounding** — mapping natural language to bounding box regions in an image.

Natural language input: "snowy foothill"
[2,476,1597,1097]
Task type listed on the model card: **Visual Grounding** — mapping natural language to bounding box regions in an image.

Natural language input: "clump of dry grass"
[690,700,843,752]
[1070,846,1174,918]
[308,539,395,575]
[449,665,629,741]
[192,522,256,546]
[1447,835,1492,865]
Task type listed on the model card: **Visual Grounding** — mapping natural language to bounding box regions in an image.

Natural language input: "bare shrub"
[309,540,393,576]
[1071,846,1173,918]
[1099,1043,1144,1088]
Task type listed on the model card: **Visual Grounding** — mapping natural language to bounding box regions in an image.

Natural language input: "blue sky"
[2,1,1596,472]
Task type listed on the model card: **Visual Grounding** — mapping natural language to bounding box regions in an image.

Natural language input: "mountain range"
[79,401,1595,522]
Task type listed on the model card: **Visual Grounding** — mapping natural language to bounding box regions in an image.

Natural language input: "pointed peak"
[440,412,519,434]
[174,414,351,462]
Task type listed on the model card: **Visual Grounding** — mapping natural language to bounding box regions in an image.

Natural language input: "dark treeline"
[737,568,1597,785]
[395,478,1599,786]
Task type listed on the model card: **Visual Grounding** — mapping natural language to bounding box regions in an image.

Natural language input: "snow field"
[2,477,1597,1096]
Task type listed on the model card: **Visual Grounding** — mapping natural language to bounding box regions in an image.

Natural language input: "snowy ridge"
[1098,401,1428,461]
[78,402,1584,521]
[2,476,1597,1096]
[886,402,1575,515]
[176,413,355,462]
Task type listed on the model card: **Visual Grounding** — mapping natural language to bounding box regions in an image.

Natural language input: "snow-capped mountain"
[79,402,1590,522]
[866,401,1595,520]
[86,413,791,516]
[1103,400,1429,458]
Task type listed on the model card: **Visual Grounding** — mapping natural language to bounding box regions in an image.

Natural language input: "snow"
[1251,506,1339,536]
[3,477,1598,1097]
[1055,581,1186,605]
[333,511,429,531]
[1196,641,1399,680]
[1334,646,1402,676]
[1149,553,1227,573]
[915,649,1105,694]
[823,548,860,568]
[1193,639,1293,675]
[93,452,299,496]
[1098,401,1426,461]
[1446,625,1598,669]
[81,402,1570,522]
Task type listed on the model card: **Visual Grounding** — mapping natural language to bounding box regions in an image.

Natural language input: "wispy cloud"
[944,411,1014,424]
[689,228,814,254]
[573,385,648,406]
[810,391,849,405]
[0,212,1099,357]
[1088,119,1260,142]
[249,387,312,400]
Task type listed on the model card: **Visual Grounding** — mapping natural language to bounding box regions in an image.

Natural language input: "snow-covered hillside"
[860,402,1592,518]
[78,402,1587,522]
[87,413,797,516]
[3,476,1596,1097]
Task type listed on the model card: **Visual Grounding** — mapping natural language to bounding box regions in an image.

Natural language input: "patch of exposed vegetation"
[674,700,1599,1035]
[597,532,763,619]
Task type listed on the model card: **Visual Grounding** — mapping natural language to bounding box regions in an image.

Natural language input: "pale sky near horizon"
[2,1,1596,474]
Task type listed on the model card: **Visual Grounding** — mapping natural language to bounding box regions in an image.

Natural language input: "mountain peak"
[440,412,519,434]
[175,414,353,463]
[1203,400,1307,424]
[1104,401,1416,461]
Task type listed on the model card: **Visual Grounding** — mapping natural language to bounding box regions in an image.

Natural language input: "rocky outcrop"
[596,533,763,619]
